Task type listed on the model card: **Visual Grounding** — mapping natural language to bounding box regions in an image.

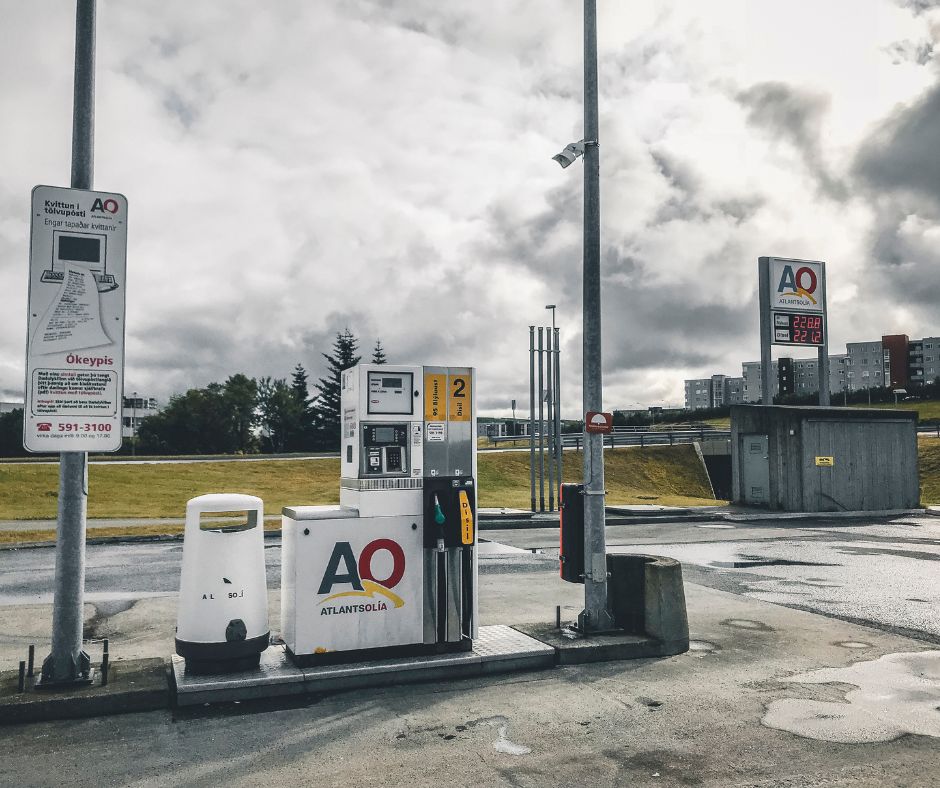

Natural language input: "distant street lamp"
[131,390,137,457]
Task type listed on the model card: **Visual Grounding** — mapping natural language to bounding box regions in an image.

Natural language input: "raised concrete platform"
[0,658,168,724]
[172,625,554,707]
[514,623,682,665]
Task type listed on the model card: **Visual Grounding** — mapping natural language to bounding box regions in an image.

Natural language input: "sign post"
[758,257,829,407]
[30,0,129,689]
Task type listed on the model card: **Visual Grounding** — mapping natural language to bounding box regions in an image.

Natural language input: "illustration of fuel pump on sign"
[281,364,477,664]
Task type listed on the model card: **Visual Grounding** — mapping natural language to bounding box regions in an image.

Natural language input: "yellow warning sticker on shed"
[815,456,834,467]
[448,373,471,422]
[424,373,446,421]
[458,489,474,545]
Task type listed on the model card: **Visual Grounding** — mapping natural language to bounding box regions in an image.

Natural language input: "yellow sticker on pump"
[447,373,471,422]
[458,490,474,545]
[424,373,446,421]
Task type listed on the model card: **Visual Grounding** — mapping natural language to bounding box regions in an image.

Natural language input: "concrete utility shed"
[730,405,919,512]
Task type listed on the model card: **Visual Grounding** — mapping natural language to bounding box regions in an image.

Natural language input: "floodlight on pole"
[552,140,592,168]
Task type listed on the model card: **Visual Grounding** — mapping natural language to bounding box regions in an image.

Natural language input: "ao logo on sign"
[777,264,818,306]
[91,197,119,214]
[317,538,406,609]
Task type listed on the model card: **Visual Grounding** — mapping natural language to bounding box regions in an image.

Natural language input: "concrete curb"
[720,508,924,522]
[0,658,170,725]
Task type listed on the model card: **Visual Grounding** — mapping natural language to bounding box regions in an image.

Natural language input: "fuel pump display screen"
[373,426,396,443]
[367,371,414,414]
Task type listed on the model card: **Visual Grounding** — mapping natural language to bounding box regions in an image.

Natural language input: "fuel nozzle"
[433,494,446,553]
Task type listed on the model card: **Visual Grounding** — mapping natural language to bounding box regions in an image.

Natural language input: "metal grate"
[473,625,555,661]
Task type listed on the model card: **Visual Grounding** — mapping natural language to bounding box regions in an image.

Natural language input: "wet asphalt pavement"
[1,514,937,644]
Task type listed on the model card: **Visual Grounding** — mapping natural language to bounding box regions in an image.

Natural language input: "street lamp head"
[545,304,556,311]
[552,141,585,168]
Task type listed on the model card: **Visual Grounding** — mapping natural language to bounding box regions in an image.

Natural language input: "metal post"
[529,327,536,513]
[818,268,830,406]
[758,258,773,406]
[40,0,95,688]
[554,327,563,491]
[546,327,555,511]
[538,327,545,512]
[131,391,137,457]
[579,0,614,633]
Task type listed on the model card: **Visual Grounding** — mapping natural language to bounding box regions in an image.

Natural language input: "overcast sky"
[2,0,940,416]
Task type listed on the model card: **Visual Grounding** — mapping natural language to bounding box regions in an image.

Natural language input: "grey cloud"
[854,81,940,204]
[894,0,940,15]
[885,38,935,65]
[602,276,757,372]
[737,81,848,201]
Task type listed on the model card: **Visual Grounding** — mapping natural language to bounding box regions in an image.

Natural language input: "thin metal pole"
[818,268,830,406]
[529,326,536,513]
[41,0,95,687]
[555,327,563,488]
[538,327,545,512]
[546,327,555,511]
[758,258,773,406]
[580,0,614,632]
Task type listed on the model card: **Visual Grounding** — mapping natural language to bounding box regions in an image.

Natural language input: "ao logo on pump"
[317,539,406,615]
[772,259,823,312]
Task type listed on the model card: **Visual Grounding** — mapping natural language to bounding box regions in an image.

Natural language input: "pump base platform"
[171,625,554,707]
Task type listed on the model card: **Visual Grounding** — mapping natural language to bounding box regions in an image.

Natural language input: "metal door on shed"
[739,434,769,506]
[802,419,917,512]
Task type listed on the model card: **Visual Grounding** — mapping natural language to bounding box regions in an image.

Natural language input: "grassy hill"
[0,445,716,522]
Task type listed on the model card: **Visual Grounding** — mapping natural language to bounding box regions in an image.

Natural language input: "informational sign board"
[24,185,127,452]
[585,411,613,434]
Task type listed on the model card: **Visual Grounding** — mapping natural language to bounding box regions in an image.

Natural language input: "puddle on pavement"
[695,524,735,529]
[834,641,871,649]
[763,650,940,743]
[711,557,834,569]
[835,546,940,562]
[688,640,719,653]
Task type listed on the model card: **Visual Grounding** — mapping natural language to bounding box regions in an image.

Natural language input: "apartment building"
[684,374,746,410]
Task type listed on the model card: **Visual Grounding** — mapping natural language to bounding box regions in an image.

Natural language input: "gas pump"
[281,364,477,665]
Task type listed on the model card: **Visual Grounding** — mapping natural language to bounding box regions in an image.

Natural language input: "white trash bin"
[176,493,269,672]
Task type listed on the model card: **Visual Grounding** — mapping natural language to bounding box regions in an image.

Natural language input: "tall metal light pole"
[40,0,96,687]
[580,0,614,632]
[553,1,614,632]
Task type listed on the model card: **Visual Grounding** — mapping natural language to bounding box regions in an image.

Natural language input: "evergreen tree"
[371,338,387,364]
[313,329,361,449]
[290,363,316,449]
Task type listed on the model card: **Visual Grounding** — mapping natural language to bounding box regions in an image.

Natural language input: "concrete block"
[607,554,689,656]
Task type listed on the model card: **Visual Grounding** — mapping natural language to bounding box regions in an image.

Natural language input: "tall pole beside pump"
[40,0,96,687]
[554,327,562,489]
[537,327,545,512]
[529,326,536,512]
[579,0,615,632]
